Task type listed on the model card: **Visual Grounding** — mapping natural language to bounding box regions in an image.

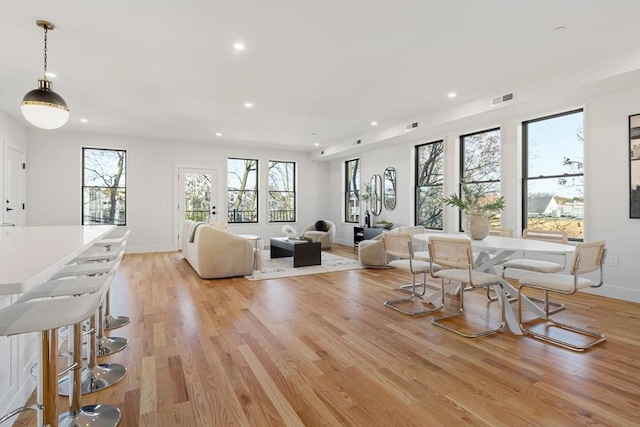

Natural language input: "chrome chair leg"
[96,300,128,356]
[432,282,506,338]
[385,274,444,316]
[59,310,126,396]
[103,289,130,331]
[58,322,121,426]
[517,287,604,351]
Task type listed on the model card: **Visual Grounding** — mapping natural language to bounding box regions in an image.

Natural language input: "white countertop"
[0,225,116,295]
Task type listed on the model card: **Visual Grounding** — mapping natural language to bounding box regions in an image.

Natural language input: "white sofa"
[182,221,263,279]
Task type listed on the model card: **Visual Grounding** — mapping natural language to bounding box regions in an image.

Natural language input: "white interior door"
[176,167,217,248]
[3,144,26,227]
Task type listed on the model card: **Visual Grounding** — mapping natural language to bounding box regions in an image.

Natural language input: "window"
[227,158,258,223]
[415,140,444,229]
[523,109,584,240]
[82,148,126,225]
[268,160,296,222]
[460,128,501,230]
[345,159,360,223]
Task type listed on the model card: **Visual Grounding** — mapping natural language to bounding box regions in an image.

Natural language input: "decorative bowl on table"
[373,221,394,229]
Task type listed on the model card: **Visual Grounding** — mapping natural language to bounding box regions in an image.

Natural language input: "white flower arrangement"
[281,225,298,239]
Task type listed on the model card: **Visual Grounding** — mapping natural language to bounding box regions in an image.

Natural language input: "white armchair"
[302,220,335,249]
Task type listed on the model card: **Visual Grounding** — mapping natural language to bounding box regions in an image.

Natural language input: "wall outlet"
[610,256,619,267]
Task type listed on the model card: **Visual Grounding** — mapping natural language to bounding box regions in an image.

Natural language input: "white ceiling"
[1,1,639,153]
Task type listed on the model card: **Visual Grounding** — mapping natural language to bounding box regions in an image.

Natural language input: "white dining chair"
[429,236,506,338]
[517,240,607,351]
[502,228,568,313]
[382,233,443,316]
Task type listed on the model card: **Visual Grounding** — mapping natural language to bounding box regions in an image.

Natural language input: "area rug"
[246,251,362,281]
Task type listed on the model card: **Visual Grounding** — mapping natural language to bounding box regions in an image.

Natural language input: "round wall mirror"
[384,167,396,211]
[371,174,382,215]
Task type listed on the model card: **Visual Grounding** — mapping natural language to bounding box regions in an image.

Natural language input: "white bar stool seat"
[0,282,120,426]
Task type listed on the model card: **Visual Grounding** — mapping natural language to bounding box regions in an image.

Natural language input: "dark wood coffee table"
[270,237,321,267]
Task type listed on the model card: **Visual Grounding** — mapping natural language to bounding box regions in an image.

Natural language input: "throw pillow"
[315,220,327,232]
[208,219,229,232]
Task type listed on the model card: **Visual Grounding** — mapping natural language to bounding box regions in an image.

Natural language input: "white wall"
[25,130,330,253]
[328,87,640,303]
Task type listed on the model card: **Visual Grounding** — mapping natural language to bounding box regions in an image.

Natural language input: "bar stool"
[40,259,128,396]
[63,245,129,356]
[14,263,128,397]
[50,250,129,356]
[94,228,131,331]
[0,278,120,426]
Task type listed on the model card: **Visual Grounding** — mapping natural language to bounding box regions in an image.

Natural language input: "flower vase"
[464,213,490,240]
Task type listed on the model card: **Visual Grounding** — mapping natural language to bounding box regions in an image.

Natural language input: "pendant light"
[21,20,69,130]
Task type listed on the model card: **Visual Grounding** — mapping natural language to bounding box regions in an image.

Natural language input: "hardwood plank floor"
[14,245,640,426]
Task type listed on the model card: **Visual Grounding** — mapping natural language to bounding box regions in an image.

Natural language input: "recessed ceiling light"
[80,118,88,123]
[448,92,456,98]
[244,102,253,108]
[233,42,245,51]
[371,121,378,126]
[216,132,222,137]
[314,142,319,146]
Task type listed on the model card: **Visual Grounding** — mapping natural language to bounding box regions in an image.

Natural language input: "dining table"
[414,232,576,335]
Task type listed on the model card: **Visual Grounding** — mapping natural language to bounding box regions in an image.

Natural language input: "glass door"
[178,168,216,245]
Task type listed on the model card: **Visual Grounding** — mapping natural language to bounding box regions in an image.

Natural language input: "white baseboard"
[124,245,178,254]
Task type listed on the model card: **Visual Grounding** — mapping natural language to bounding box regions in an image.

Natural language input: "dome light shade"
[21,20,70,130]
[21,78,69,129]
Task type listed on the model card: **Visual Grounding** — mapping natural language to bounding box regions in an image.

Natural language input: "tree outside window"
[268,161,296,222]
[523,109,584,240]
[228,158,258,223]
[415,140,444,229]
[345,159,360,223]
[184,174,211,222]
[460,128,501,230]
[82,148,126,225]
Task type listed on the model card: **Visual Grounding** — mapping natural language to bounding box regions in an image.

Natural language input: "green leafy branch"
[443,184,505,216]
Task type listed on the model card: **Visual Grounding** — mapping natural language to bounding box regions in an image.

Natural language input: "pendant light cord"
[43,26,48,76]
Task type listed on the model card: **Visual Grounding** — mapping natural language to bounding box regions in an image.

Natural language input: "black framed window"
[415,140,444,229]
[268,160,296,222]
[460,128,501,231]
[227,158,258,223]
[345,159,360,223]
[523,109,584,240]
[82,148,127,225]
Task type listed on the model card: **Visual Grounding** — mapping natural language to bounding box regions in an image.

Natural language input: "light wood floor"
[15,245,640,426]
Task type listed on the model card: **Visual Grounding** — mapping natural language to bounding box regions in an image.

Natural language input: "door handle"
[6,207,13,211]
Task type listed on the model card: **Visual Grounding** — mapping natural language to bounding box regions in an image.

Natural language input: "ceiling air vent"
[405,122,418,131]
[354,139,362,145]
[490,92,515,108]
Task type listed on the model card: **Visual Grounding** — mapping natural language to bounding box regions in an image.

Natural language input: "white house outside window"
[523,109,584,240]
